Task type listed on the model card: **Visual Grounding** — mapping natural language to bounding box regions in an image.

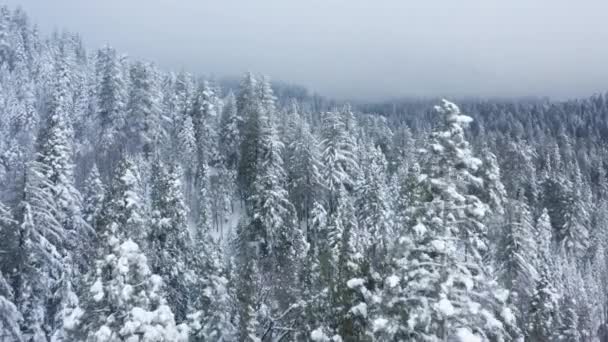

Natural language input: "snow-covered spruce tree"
[80,224,188,341]
[559,164,590,259]
[237,72,262,201]
[320,110,358,213]
[0,199,18,275]
[331,187,371,341]
[95,45,127,165]
[496,196,538,323]
[148,160,193,322]
[540,163,570,242]
[388,125,415,174]
[559,293,581,342]
[375,100,517,341]
[235,218,262,342]
[219,91,241,170]
[258,76,276,126]
[297,202,331,341]
[502,141,539,207]
[51,259,84,342]
[37,56,93,270]
[191,80,219,170]
[82,164,105,231]
[126,61,162,157]
[16,198,55,342]
[185,141,236,341]
[313,184,369,341]
[527,267,559,341]
[0,269,22,342]
[250,103,306,314]
[286,115,324,234]
[187,226,235,341]
[96,156,147,245]
[476,148,507,217]
[355,143,393,273]
[11,58,93,341]
[177,115,196,174]
[0,202,22,342]
[175,113,198,220]
[392,162,426,238]
[196,161,214,237]
[526,208,560,342]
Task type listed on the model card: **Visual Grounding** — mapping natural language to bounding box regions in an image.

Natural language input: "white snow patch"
[346,278,365,289]
[430,239,446,252]
[413,222,427,236]
[436,297,455,316]
[501,307,516,325]
[120,239,140,253]
[454,328,482,342]
[373,317,389,332]
[350,302,367,318]
[311,328,330,341]
[453,114,474,124]
[91,279,104,302]
[63,307,83,330]
[386,275,400,288]
[94,325,114,341]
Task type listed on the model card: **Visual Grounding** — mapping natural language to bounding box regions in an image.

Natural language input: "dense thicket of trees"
[1,6,608,341]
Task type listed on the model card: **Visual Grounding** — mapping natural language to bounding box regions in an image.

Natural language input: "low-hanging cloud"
[8,0,608,101]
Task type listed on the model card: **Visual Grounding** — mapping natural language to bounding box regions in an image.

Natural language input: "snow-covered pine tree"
[526,209,560,341]
[250,103,306,313]
[477,148,507,216]
[177,115,196,173]
[297,202,331,340]
[126,61,162,157]
[0,269,22,341]
[496,196,538,322]
[235,218,262,342]
[320,110,357,213]
[388,125,414,174]
[0,202,22,342]
[10,58,93,340]
[527,270,559,341]
[332,188,370,341]
[257,76,275,124]
[96,156,146,244]
[82,164,105,231]
[188,229,235,341]
[286,115,323,233]
[14,178,54,342]
[237,72,262,201]
[559,164,590,259]
[95,45,127,165]
[376,100,515,341]
[148,159,193,322]
[356,144,393,272]
[392,162,426,238]
[80,225,188,341]
[192,80,219,169]
[559,293,581,342]
[219,91,241,171]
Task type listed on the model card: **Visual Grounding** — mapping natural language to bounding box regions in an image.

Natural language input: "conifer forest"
[1,4,608,342]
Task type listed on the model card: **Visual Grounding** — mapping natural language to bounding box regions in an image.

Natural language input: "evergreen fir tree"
[81,227,188,341]
[82,164,105,231]
[95,45,127,157]
[219,91,241,170]
[148,160,193,322]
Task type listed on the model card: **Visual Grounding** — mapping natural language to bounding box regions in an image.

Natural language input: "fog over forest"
[5,0,608,100]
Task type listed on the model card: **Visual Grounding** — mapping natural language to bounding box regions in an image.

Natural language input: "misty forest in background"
[1,6,608,342]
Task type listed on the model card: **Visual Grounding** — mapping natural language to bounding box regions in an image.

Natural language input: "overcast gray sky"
[6,0,608,100]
